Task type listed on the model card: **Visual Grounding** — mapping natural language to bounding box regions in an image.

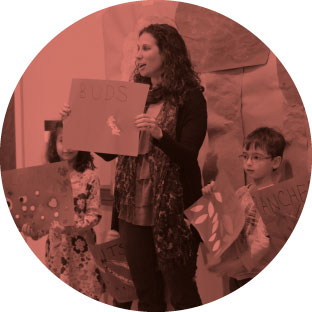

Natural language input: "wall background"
[14,10,111,182]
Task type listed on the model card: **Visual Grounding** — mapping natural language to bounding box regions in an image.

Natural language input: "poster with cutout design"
[185,171,245,266]
[1,161,74,233]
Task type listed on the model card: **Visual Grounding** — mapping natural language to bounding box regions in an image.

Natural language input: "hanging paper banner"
[175,3,269,72]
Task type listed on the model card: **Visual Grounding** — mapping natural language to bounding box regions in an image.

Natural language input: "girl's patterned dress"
[45,169,105,300]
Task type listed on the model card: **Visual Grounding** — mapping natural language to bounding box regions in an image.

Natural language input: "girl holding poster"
[22,121,105,301]
[62,23,207,311]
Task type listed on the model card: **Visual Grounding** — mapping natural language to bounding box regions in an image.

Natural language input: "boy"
[203,127,286,292]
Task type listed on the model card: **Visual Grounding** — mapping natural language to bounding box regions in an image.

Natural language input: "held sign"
[89,238,137,303]
[251,176,310,243]
[63,79,149,156]
[1,161,74,233]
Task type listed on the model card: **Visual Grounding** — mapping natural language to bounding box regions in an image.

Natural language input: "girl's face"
[136,32,164,85]
[56,128,78,162]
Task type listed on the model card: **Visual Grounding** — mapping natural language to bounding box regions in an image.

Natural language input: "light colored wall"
[15,10,111,186]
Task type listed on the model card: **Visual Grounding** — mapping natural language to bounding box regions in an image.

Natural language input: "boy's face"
[242,145,281,186]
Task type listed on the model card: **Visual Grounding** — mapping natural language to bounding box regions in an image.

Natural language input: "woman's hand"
[59,103,71,120]
[134,114,163,140]
[202,181,215,198]
[22,224,39,240]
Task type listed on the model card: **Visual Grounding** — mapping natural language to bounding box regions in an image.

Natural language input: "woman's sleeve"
[95,152,117,162]
[75,173,102,231]
[152,90,207,167]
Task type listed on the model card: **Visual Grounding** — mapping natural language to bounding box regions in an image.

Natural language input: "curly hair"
[132,23,204,106]
[46,121,95,173]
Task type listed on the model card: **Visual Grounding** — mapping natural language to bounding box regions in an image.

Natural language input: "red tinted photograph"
[0,1,311,312]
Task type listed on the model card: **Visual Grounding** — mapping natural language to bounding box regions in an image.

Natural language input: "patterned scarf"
[144,85,164,113]
[114,93,194,272]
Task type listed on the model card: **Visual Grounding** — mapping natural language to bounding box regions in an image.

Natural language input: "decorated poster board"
[1,161,74,233]
[63,79,149,156]
[89,238,137,303]
[251,176,310,259]
[185,172,245,266]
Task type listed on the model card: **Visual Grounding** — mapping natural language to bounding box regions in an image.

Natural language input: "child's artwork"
[251,175,310,259]
[89,238,137,303]
[63,79,149,156]
[1,161,74,233]
[185,171,245,266]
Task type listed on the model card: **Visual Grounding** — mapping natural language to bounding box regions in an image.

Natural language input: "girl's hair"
[132,23,204,106]
[244,127,287,158]
[46,121,95,173]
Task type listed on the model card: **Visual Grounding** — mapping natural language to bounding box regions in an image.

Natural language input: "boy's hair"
[244,127,286,158]
[46,121,95,173]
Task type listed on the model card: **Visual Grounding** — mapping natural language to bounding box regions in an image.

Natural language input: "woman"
[62,23,207,311]
[99,24,207,311]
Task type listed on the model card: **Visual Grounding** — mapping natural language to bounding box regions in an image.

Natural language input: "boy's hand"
[202,181,215,198]
[208,259,244,276]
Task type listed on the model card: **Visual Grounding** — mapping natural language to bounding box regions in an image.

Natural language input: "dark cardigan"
[96,88,207,231]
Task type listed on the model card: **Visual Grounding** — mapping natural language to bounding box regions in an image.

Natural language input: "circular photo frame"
[0,1,311,312]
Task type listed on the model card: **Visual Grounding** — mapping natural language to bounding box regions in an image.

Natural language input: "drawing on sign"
[107,115,121,136]
[1,161,74,233]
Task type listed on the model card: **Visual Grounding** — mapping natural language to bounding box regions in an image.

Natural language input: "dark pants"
[119,219,202,312]
[229,277,252,292]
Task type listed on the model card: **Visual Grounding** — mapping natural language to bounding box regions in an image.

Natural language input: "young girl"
[22,121,105,301]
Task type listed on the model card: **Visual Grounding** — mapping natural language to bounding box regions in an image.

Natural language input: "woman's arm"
[153,90,207,167]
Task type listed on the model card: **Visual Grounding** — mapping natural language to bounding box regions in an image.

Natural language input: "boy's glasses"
[238,153,272,162]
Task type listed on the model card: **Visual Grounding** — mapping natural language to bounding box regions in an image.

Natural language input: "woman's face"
[136,32,164,85]
[56,128,78,162]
